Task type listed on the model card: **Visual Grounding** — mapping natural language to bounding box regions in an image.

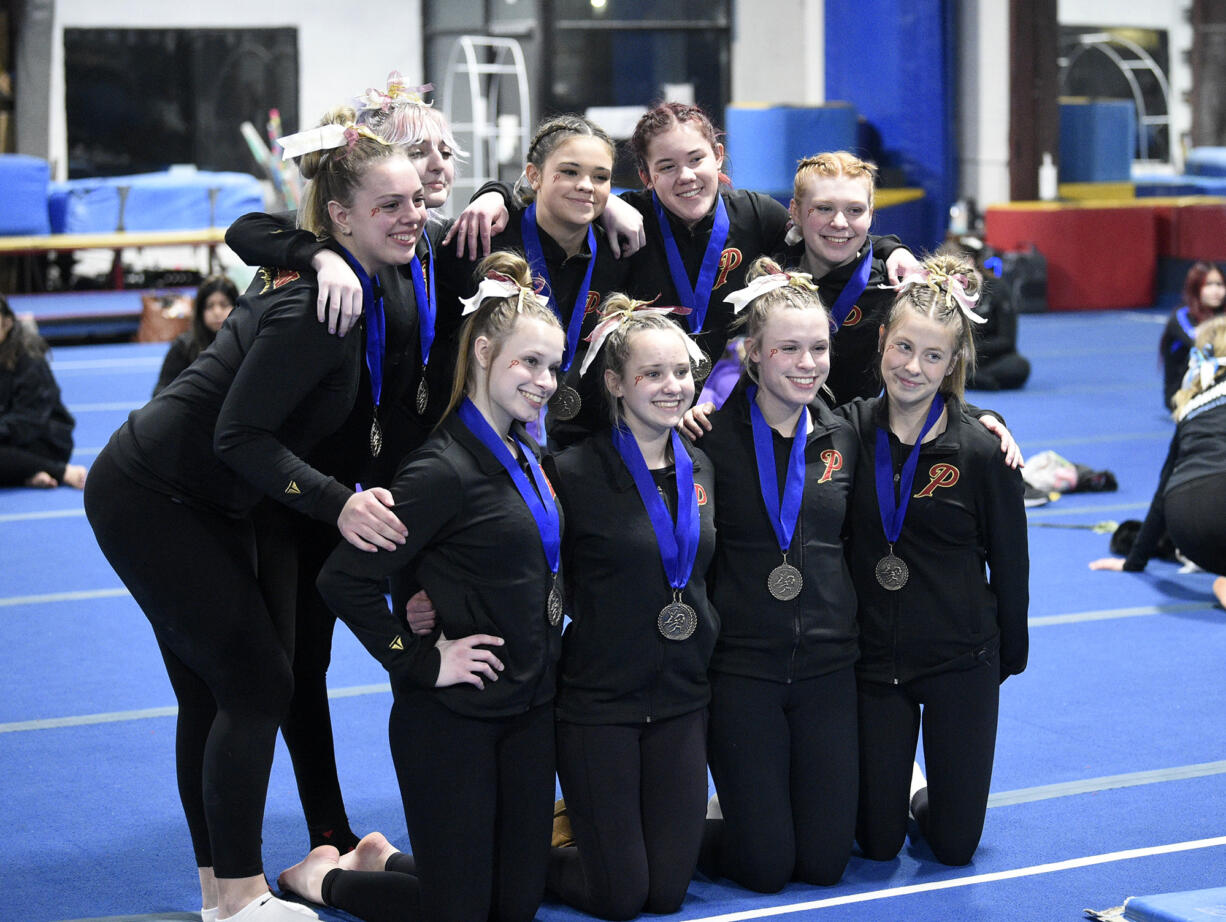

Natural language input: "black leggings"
[84,447,296,878]
[549,710,708,920]
[1166,476,1226,576]
[320,691,555,922]
[705,668,859,892]
[855,656,1000,867]
[279,516,359,852]
[0,442,68,485]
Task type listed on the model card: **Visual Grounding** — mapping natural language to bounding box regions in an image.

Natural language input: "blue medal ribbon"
[874,394,946,545]
[457,398,560,574]
[610,424,699,592]
[826,239,873,331]
[653,191,731,334]
[409,232,436,369]
[746,385,809,557]
[521,204,596,373]
[337,246,384,409]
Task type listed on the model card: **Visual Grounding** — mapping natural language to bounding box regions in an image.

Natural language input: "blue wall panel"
[824,0,956,250]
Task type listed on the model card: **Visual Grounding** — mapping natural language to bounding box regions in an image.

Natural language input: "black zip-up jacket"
[774,235,904,405]
[226,211,441,483]
[697,378,860,683]
[1125,385,1226,571]
[549,431,718,724]
[106,267,359,522]
[317,414,564,718]
[436,201,630,449]
[840,396,1029,684]
[0,351,74,462]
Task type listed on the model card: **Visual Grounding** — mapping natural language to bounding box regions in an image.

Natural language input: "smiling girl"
[544,298,717,919]
[85,106,425,922]
[838,252,1029,867]
[281,252,567,922]
[695,257,860,891]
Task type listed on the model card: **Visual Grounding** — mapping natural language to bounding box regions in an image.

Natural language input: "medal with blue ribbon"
[611,424,701,640]
[409,232,436,416]
[457,397,564,624]
[522,204,596,421]
[653,191,730,378]
[826,240,873,331]
[747,386,809,601]
[873,394,945,590]
[338,246,385,457]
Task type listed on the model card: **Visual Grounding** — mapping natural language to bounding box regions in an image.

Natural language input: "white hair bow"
[723,270,817,314]
[579,304,704,376]
[459,274,529,316]
[893,270,986,324]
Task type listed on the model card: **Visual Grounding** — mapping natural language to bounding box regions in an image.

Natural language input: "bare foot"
[277,845,339,905]
[61,464,87,489]
[338,831,399,872]
[1213,576,1226,610]
[24,471,57,488]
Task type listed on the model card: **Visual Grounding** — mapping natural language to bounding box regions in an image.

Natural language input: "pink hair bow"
[357,72,435,112]
[893,270,986,324]
[579,303,702,376]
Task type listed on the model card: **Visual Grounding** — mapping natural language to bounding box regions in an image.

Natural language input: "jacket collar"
[727,372,844,443]
[444,412,542,475]
[594,425,705,493]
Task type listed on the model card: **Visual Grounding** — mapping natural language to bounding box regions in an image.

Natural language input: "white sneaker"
[202,909,219,922]
[909,761,928,818]
[218,893,320,922]
[706,794,722,820]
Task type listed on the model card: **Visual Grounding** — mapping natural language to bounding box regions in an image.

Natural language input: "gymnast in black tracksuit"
[281,253,566,922]
[1092,316,1226,605]
[693,260,861,892]
[839,253,1029,868]
[83,126,425,922]
[225,211,439,853]
[545,303,717,920]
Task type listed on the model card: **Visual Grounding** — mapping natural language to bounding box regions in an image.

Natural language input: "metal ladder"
[441,35,532,210]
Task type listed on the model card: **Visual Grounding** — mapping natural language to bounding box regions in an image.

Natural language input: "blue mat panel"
[48,171,263,233]
[1126,887,1226,922]
[1060,100,1136,183]
[0,154,52,235]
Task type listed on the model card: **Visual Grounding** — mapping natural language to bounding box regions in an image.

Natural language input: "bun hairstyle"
[513,114,615,206]
[444,251,563,418]
[591,293,698,426]
[793,150,878,209]
[1172,314,1226,417]
[296,106,401,238]
[882,251,983,402]
[729,256,829,385]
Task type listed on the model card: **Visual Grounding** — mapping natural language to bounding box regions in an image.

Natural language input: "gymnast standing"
[1093,314,1226,609]
[279,252,566,922]
[840,252,1029,867]
[84,109,425,922]
[225,79,462,853]
[695,258,860,891]
[543,298,717,919]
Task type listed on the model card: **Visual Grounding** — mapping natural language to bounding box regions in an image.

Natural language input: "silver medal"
[767,562,803,601]
[692,355,712,382]
[658,600,697,641]
[875,553,909,591]
[547,581,564,626]
[370,416,383,458]
[415,376,429,416]
[549,385,581,422]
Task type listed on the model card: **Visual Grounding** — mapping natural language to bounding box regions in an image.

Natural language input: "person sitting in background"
[1093,315,1226,610]
[153,275,239,396]
[1160,261,1225,409]
[953,240,1029,391]
[0,293,86,490]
